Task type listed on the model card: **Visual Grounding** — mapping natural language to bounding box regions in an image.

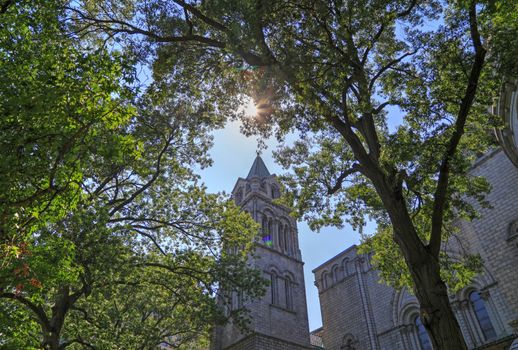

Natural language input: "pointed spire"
[246,155,271,179]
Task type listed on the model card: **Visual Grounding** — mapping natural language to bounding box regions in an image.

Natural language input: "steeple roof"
[246,155,271,179]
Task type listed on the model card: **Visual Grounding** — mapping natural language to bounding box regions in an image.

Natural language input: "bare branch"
[172,0,228,33]
[67,6,226,48]
[369,50,417,93]
[327,163,362,194]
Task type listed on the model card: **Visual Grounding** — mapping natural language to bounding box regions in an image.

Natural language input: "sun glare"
[243,96,258,117]
[239,94,273,121]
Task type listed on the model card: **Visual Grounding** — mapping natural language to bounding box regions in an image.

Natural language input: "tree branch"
[109,133,175,216]
[327,163,362,194]
[68,6,226,48]
[369,50,417,93]
[428,1,486,257]
[0,292,51,331]
[0,0,13,14]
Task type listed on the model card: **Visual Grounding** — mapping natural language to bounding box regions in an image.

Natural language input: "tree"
[0,2,265,348]
[69,0,516,348]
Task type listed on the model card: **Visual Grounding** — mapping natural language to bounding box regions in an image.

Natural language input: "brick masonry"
[313,149,518,350]
[212,157,311,350]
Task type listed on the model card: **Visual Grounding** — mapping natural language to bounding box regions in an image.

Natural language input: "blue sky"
[200,119,372,330]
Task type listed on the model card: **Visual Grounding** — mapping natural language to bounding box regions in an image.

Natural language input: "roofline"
[230,174,277,194]
[312,244,358,273]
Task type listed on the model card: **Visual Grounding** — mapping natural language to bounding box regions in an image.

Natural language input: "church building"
[212,156,313,349]
[311,80,518,350]
[213,80,518,350]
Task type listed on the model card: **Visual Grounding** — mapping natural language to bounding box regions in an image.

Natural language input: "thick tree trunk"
[375,175,468,350]
[43,333,61,350]
[408,249,468,350]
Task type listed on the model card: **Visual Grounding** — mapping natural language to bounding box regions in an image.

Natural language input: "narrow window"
[262,215,272,247]
[270,273,278,305]
[414,316,433,350]
[285,278,293,310]
[279,224,285,252]
[321,272,328,289]
[283,226,289,254]
[470,291,497,340]
[342,259,349,276]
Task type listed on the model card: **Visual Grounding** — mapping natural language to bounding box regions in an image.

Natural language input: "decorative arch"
[283,270,296,283]
[392,289,430,350]
[392,287,419,326]
[269,268,279,305]
[321,271,329,290]
[266,264,281,275]
[455,283,504,346]
[399,300,420,326]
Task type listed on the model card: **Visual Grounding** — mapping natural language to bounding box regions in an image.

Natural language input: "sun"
[239,94,273,121]
[243,96,258,117]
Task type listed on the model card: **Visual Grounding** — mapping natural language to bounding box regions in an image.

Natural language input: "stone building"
[212,156,312,350]
[212,81,518,350]
[313,151,518,350]
[312,81,518,350]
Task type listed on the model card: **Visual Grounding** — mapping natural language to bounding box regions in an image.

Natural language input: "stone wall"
[313,149,518,350]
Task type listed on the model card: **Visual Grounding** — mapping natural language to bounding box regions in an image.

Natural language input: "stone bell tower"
[212,156,311,350]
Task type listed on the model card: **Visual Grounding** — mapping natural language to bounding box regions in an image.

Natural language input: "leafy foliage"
[63,0,517,347]
[0,1,266,348]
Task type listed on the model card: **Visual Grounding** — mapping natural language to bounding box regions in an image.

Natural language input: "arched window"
[470,291,497,341]
[270,272,278,305]
[271,185,280,199]
[414,316,433,350]
[261,215,272,247]
[267,218,273,247]
[283,225,290,254]
[321,272,329,289]
[342,258,349,276]
[332,265,340,283]
[285,277,293,310]
[279,224,286,252]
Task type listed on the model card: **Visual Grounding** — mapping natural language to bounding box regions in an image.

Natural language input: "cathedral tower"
[213,156,311,350]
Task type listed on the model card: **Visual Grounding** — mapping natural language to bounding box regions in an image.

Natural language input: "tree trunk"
[408,249,468,350]
[43,332,61,350]
[376,175,468,350]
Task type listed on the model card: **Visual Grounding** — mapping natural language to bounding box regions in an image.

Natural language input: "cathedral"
[212,80,518,350]
[212,156,313,349]
[311,80,518,350]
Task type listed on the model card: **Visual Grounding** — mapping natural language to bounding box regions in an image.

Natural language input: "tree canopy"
[2,0,516,348]
[0,2,265,348]
[64,0,517,348]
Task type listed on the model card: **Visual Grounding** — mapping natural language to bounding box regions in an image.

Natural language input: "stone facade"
[212,157,312,350]
[313,149,518,350]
